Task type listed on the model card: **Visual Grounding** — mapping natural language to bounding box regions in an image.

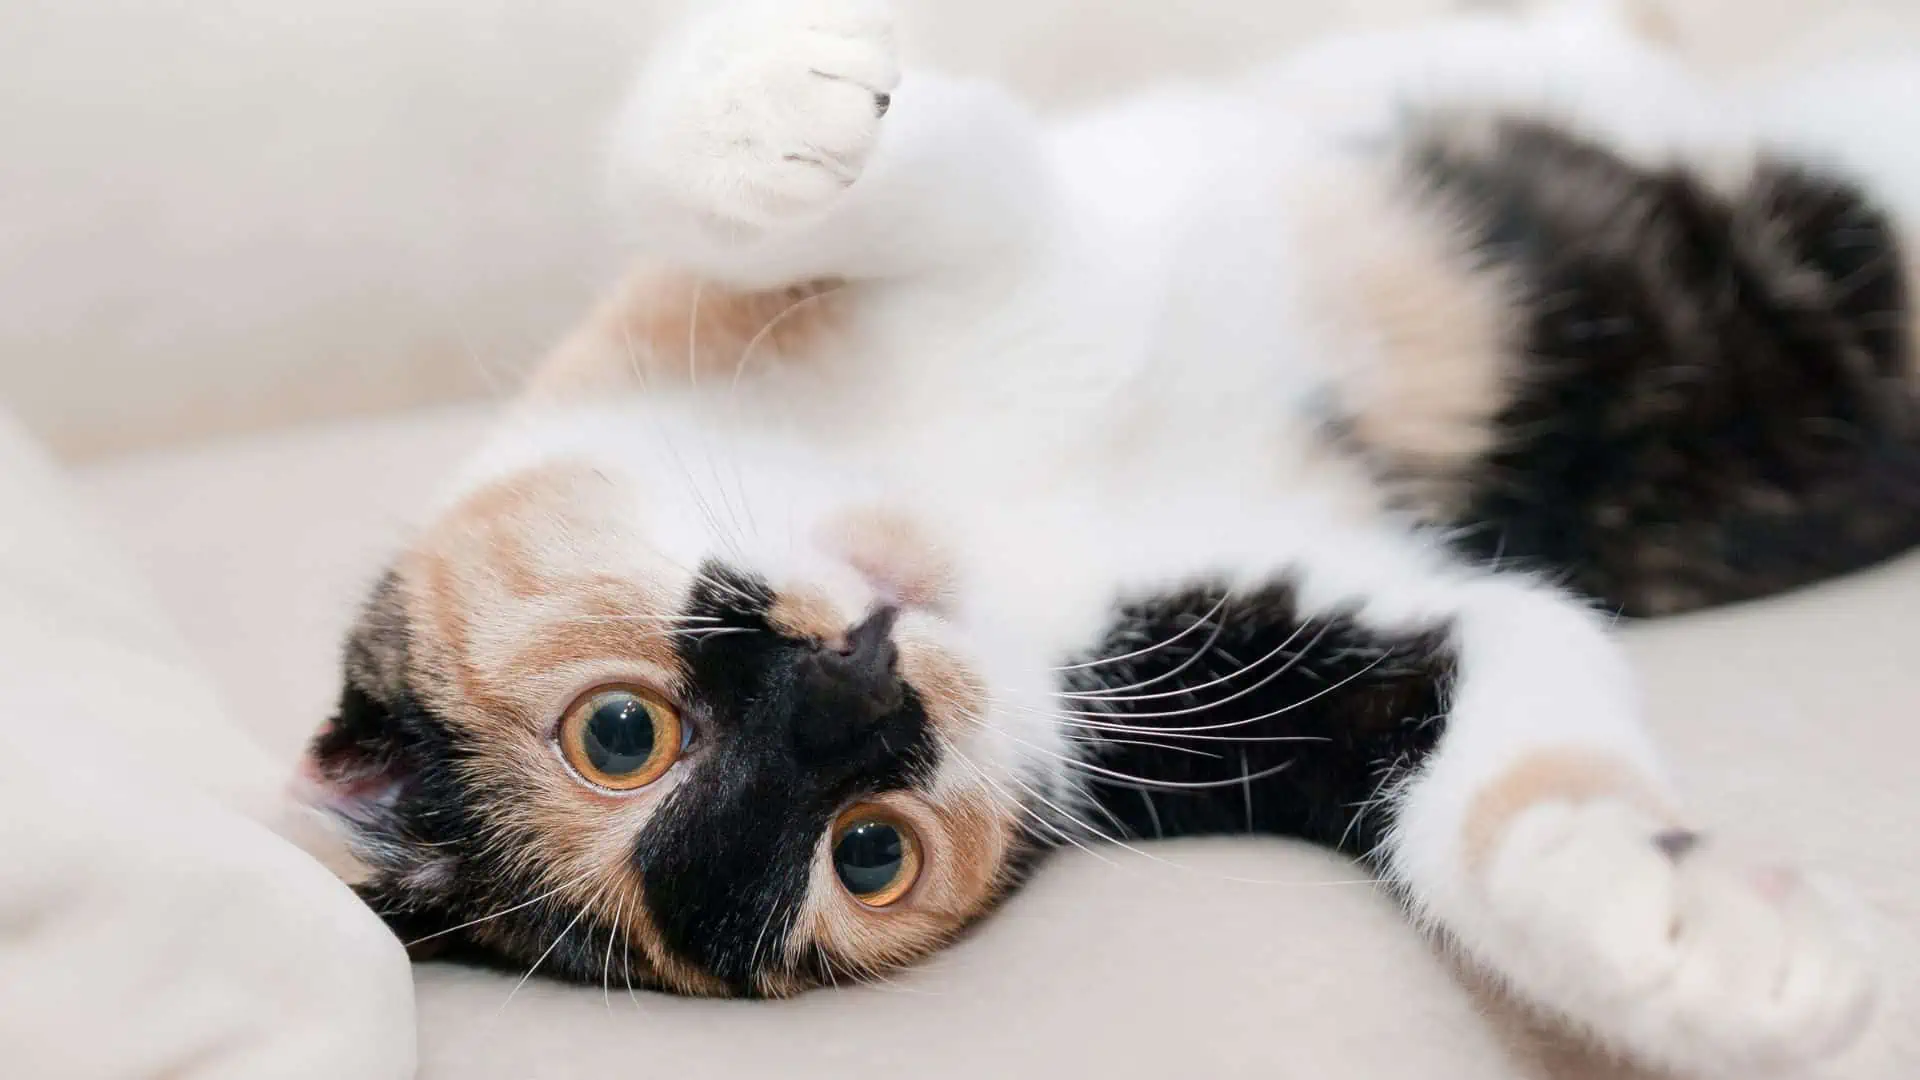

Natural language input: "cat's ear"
[299,571,461,927]
[304,571,419,821]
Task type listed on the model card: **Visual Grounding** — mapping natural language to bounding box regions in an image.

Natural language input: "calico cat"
[303,0,1918,1073]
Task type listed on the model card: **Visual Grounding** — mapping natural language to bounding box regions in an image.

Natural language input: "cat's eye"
[558,686,684,791]
[831,804,922,907]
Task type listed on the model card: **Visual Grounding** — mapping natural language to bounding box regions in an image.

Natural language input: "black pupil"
[833,820,904,896]
[583,694,656,775]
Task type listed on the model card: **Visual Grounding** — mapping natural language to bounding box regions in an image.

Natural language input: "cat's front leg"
[610,0,1046,286]
[1383,577,1877,1076]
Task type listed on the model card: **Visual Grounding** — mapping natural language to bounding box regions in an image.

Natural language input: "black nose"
[837,604,900,680]
[790,606,904,758]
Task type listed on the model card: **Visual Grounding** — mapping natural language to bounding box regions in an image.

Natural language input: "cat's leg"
[1364,560,1878,1075]
[608,0,1047,287]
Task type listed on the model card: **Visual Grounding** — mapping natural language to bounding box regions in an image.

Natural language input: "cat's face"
[303,418,1066,996]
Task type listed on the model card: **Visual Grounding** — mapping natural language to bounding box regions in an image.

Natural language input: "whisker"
[403,869,595,948]
[1033,711,1332,744]
[729,285,844,394]
[1057,732,1223,759]
[558,614,722,624]
[1059,615,1314,705]
[1076,646,1399,737]
[954,710,1407,890]
[616,307,654,392]
[623,896,640,1008]
[961,706,1307,792]
[990,742,1281,872]
[815,942,841,993]
[1071,753,1298,791]
[943,738,1115,865]
[1048,591,1234,673]
[1046,620,1333,722]
[747,900,781,981]
[687,281,703,388]
[602,889,625,1014]
[684,626,761,647]
[1061,595,1236,700]
[501,877,612,1011]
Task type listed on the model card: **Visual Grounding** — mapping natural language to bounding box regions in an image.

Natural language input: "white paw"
[1482,799,1877,1076]
[623,0,900,232]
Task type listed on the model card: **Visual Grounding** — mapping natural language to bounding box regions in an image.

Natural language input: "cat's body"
[307,1,1916,1074]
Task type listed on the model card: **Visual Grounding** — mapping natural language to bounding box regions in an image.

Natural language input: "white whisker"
[730,285,844,394]
[500,877,612,1011]
[1046,620,1333,722]
[686,281,704,388]
[1059,614,1315,705]
[1061,596,1236,700]
[402,868,596,948]
[1048,591,1234,673]
[560,614,723,624]
[603,889,625,1013]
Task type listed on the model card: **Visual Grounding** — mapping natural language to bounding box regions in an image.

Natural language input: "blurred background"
[7,0,1920,462]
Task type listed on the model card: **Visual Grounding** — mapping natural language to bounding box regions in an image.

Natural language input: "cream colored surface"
[75,405,1920,1079]
[0,410,416,1080]
[9,0,1920,460]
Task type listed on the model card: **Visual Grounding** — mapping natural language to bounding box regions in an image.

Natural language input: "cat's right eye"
[558,686,684,792]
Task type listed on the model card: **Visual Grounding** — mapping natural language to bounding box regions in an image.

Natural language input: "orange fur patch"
[391,462,728,982]
[527,264,846,400]
[897,637,987,744]
[1462,750,1678,871]
[1294,158,1517,514]
[1623,0,1681,47]
[767,587,849,648]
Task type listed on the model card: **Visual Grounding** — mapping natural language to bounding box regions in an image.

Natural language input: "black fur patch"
[1067,581,1454,861]
[636,568,939,993]
[1413,118,1920,615]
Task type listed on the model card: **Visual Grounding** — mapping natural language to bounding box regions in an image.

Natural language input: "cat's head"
[300,413,1069,996]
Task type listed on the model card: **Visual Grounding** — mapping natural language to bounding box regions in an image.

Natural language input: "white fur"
[452,0,1885,1071]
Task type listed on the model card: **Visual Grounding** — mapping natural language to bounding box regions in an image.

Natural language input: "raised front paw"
[1481,797,1877,1077]
[621,0,900,233]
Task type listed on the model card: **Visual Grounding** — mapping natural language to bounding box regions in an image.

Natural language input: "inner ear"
[301,569,451,885]
[305,681,417,825]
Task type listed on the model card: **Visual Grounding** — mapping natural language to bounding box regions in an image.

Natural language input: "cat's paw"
[622,0,900,233]
[1482,797,1876,1076]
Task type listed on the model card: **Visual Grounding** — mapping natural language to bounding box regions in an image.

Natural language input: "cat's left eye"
[558,686,685,791]
[832,804,922,907]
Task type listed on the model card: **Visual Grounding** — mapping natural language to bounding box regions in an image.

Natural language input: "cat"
[302,0,1919,1073]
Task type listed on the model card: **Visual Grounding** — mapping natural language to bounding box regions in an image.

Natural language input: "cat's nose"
[834,605,900,688]
[791,606,905,754]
